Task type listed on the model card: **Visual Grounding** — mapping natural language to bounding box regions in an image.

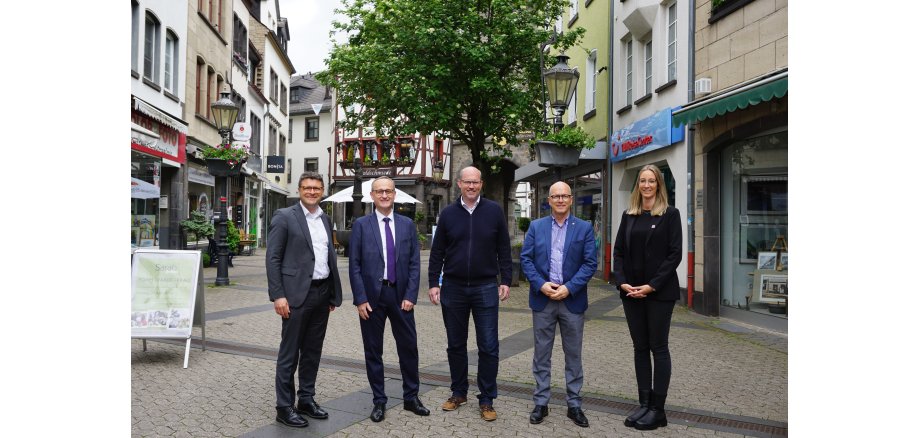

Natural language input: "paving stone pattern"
[132,249,787,437]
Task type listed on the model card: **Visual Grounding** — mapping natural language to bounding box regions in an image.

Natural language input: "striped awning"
[672,71,787,127]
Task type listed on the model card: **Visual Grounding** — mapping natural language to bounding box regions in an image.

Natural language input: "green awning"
[672,75,787,127]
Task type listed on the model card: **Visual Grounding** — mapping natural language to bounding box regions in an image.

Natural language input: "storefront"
[186,163,215,246]
[673,71,788,328]
[131,97,187,249]
[609,107,688,291]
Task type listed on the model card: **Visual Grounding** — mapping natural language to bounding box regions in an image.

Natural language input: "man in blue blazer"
[520,181,597,428]
[349,177,429,422]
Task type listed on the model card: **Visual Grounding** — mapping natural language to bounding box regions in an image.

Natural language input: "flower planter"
[205,158,244,177]
[535,140,581,167]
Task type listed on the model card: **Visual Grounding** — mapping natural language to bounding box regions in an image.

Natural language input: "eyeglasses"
[549,194,572,201]
[460,180,482,186]
[300,186,323,193]
[372,189,395,196]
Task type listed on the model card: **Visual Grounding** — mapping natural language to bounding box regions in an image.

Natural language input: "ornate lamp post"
[544,54,580,131]
[542,54,580,181]
[209,87,240,286]
[351,153,364,224]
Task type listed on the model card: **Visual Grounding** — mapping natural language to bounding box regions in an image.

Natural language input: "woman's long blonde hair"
[626,164,669,216]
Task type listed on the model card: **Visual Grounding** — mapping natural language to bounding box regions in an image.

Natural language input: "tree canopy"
[317,0,583,169]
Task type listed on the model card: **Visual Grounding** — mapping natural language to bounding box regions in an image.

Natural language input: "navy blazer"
[520,214,598,314]
[265,204,343,308]
[349,212,420,307]
[612,206,682,301]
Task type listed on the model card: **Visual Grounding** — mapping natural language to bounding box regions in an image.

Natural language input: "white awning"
[133,98,188,134]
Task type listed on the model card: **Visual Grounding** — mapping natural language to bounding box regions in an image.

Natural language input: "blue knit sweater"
[428,196,512,288]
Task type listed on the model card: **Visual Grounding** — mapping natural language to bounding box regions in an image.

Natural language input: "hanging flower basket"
[202,142,249,177]
[535,141,581,167]
[205,158,244,177]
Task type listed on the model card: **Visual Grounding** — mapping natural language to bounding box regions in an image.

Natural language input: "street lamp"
[351,153,364,225]
[210,87,239,286]
[542,54,580,181]
[544,54,580,130]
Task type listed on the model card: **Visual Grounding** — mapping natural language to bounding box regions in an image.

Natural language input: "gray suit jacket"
[265,203,343,308]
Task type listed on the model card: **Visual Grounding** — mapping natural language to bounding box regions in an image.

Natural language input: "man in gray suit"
[266,171,343,428]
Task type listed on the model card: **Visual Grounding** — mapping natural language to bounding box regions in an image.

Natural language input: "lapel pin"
[651,225,656,229]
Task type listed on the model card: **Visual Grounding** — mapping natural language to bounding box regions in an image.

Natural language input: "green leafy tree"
[318,0,584,170]
[180,210,215,249]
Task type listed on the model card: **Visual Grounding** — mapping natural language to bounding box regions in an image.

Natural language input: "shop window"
[719,131,788,310]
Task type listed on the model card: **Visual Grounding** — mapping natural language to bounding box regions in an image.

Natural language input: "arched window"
[143,11,161,83]
[164,30,179,93]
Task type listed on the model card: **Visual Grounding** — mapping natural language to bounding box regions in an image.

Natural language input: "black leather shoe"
[567,407,589,427]
[370,402,386,422]
[275,407,308,428]
[403,398,430,416]
[296,399,329,419]
[529,405,549,424]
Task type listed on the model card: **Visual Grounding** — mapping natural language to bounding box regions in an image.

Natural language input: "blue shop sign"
[610,107,685,163]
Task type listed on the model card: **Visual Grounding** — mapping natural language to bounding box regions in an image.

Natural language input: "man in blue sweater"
[428,166,512,421]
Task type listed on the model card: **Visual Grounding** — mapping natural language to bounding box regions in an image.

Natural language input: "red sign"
[131,109,187,164]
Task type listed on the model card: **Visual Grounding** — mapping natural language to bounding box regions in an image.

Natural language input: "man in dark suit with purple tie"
[349,177,429,422]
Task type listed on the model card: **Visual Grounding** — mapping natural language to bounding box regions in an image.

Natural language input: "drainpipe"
[604,0,615,282]
[685,0,696,310]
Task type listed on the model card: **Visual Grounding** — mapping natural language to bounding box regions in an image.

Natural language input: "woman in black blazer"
[612,164,682,431]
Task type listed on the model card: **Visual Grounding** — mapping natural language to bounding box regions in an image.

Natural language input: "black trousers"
[275,279,331,408]
[621,298,676,395]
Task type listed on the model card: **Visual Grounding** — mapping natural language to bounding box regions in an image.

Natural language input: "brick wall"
[694,0,787,92]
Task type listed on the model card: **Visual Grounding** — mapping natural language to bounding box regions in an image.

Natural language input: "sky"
[278,0,345,75]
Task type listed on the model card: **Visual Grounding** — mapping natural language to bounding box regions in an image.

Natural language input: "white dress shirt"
[375,209,396,278]
[461,195,481,214]
[300,202,330,280]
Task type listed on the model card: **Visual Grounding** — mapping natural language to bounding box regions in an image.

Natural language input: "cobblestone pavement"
[132,249,787,437]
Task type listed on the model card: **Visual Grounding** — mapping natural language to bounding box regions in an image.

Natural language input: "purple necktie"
[383,217,396,283]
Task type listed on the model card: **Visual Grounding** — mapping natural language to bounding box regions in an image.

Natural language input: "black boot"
[623,389,651,427]
[634,391,667,430]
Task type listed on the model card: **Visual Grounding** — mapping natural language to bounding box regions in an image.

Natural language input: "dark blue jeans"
[440,280,499,405]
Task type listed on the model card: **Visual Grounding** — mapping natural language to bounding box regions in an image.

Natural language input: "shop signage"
[363,167,395,177]
[610,107,685,163]
[232,122,252,141]
[131,108,187,164]
[266,155,285,173]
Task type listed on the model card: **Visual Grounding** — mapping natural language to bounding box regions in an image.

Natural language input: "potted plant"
[180,210,215,250]
[534,125,595,167]
[202,142,249,176]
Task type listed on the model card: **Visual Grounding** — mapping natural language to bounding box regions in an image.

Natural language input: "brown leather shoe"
[479,404,497,421]
[441,395,467,411]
